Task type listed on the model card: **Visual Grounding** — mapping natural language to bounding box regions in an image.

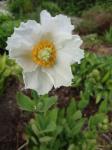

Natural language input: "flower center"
[32,40,56,68]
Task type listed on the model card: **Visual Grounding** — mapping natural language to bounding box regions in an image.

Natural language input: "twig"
[17,141,28,150]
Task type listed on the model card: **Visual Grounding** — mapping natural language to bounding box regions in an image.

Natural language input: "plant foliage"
[0,13,20,49]
[104,26,112,44]
[0,54,22,95]
[17,52,112,149]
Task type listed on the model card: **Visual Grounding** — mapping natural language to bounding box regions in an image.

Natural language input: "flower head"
[6,10,84,94]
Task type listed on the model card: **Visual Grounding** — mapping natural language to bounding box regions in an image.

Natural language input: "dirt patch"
[49,86,100,118]
[49,86,80,108]
[0,76,29,150]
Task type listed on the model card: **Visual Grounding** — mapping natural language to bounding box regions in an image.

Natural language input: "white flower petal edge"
[6,20,41,72]
[40,10,74,33]
[14,20,41,45]
[59,35,84,64]
[23,68,53,95]
[6,20,41,51]
[40,10,74,46]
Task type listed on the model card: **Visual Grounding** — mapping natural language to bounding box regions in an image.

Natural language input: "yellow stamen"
[32,40,56,68]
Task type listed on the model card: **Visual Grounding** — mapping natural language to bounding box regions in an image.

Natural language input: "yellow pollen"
[32,40,56,68]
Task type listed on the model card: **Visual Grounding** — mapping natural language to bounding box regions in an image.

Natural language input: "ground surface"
[0,0,9,14]
[0,76,29,150]
[0,76,112,149]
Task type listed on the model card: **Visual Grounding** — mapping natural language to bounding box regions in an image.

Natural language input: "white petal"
[16,55,37,72]
[7,35,32,58]
[6,20,42,72]
[6,20,42,54]
[61,35,83,49]
[54,14,74,34]
[14,20,42,44]
[40,10,74,44]
[40,10,52,25]
[41,10,74,33]
[43,51,73,88]
[59,35,84,64]
[23,68,53,95]
[6,34,37,72]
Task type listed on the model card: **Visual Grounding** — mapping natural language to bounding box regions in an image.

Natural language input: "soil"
[0,76,112,150]
[49,86,100,117]
[0,76,29,150]
[49,86,80,108]
[89,45,112,55]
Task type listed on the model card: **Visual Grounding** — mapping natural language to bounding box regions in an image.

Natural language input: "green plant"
[17,52,112,149]
[0,19,20,49]
[41,1,61,16]
[104,26,112,44]
[8,0,61,19]
[72,52,112,112]
[82,34,103,49]
[0,54,22,95]
[17,92,98,150]
[8,0,33,17]
[8,0,112,17]
[0,13,13,24]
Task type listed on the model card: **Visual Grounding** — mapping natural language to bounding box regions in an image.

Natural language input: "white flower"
[6,10,84,95]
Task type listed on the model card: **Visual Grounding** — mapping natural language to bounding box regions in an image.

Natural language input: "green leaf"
[31,136,38,145]
[71,119,85,135]
[78,99,89,110]
[46,108,58,123]
[39,122,57,134]
[68,144,75,150]
[31,123,39,137]
[73,110,82,121]
[89,113,106,129]
[102,72,110,83]
[67,99,76,116]
[40,145,49,150]
[31,89,39,100]
[39,136,53,143]
[99,100,108,113]
[0,54,6,71]
[38,96,57,113]
[16,92,36,111]
[96,92,102,104]
[46,121,56,132]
